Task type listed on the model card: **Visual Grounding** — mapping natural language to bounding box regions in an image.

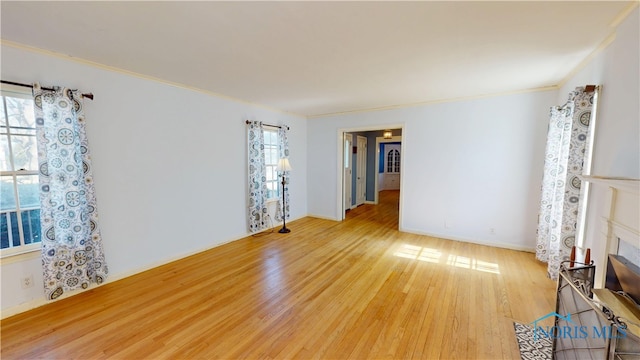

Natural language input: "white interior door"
[356,136,367,206]
[344,133,353,211]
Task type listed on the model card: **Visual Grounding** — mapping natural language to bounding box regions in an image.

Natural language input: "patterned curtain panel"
[247,121,269,233]
[275,125,290,222]
[536,87,594,280]
[33,84,108,300]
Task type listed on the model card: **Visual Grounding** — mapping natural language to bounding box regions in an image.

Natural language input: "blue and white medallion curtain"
[536,87,594,280]
[33,84,108,300]
[275,125,290,222]
[247,121,269,233]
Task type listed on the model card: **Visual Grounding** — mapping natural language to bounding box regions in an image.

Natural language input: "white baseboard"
[306,213,340,221]
[2,214,318,319]
[399,226,536,253]
[2,229,269,319]
[0,280,105,319]
[4,215,533,319]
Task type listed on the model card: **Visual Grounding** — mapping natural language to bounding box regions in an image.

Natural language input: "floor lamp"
[277,158,292,233]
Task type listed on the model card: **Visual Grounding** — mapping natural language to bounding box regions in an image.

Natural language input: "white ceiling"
[1,1,635,118]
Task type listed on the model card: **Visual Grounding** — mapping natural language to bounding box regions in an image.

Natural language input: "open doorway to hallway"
[342,128,402,226]
[344,189,401,228]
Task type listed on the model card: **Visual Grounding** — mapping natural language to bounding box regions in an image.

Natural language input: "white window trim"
[1,86,41,258]
[263,126,280,201]
[386,148,400,174]
[1,243,40,259]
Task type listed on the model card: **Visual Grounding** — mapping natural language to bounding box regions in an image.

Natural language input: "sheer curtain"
[536,86,596,280]
[247,121,269,233]
[33,84,108,300]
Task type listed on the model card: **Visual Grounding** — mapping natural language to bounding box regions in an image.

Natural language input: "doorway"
[374,136,402,204]
[340,128,403,223]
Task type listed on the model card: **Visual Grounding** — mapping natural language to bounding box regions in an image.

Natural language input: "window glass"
[21,209,41,245]
[386,149,400,173]
[0,93,41,254]
[9,135,38,170]
[0,134,11,171]
[263,128,280,200]
[16,175,40,209]
[345,139,350,168]
[5,97,35,128]
[0,176,17,210]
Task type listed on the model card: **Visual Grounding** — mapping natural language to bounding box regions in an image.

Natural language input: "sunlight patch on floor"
[394,243,500,274]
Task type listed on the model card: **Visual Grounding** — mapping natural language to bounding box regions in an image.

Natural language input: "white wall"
[560,9,639,179]
[559,8,639,287]
[2,7,636,317]
[308,90,557,251]
[0,44,307,316]
[307,7,639,257]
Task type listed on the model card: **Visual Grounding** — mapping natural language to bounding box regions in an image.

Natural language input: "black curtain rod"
[1,80,94,100]
[245,120,289,130]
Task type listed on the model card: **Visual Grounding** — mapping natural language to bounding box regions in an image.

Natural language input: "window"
[387,149,400,173]
[344,138,350,168]
[263,127,280,200]
[1,91,41,256]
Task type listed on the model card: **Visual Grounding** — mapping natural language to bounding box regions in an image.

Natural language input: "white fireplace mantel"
[579,175,640,194]
[579,175,640,288]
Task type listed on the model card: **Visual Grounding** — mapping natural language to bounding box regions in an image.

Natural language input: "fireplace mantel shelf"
[579,175,640,194]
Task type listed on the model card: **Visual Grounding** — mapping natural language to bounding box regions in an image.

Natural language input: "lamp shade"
[277,158,292,172]
[383,130,393,139]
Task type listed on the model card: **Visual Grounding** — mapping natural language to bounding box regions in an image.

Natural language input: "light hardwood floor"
[1,191,557,359]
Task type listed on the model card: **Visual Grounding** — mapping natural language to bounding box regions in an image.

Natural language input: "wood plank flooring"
[1,191,557,359]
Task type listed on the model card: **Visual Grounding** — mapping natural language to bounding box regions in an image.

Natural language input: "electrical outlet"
[21,275,34,289]
[489,228,496,235]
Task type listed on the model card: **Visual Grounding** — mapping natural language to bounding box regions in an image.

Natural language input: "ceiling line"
[313,2,638,122]
[307,85,559,120]
[0,39,306,119]
[556,32,617,90]
[610,2,639,28]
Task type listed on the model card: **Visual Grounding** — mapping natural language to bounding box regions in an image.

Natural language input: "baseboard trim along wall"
[3,215,534,319]
[306,214,341,221]
[399,226,536,253]
[1,215,307,320]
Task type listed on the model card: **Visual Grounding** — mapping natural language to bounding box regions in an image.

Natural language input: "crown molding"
[0,39,305,119]
[308,85,559,119]
[609,2,639,28]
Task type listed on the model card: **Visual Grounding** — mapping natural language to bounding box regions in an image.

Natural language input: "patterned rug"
[513,322,552,360]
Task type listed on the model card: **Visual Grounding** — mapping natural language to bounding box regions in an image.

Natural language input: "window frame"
[1,87,41,258]
[386,149,400,174]
[263,127,281,201]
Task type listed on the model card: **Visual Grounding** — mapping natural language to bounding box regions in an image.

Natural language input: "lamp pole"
[279,173,290,233]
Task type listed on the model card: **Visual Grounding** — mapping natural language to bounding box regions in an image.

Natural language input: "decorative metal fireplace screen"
[554,264,640,359]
